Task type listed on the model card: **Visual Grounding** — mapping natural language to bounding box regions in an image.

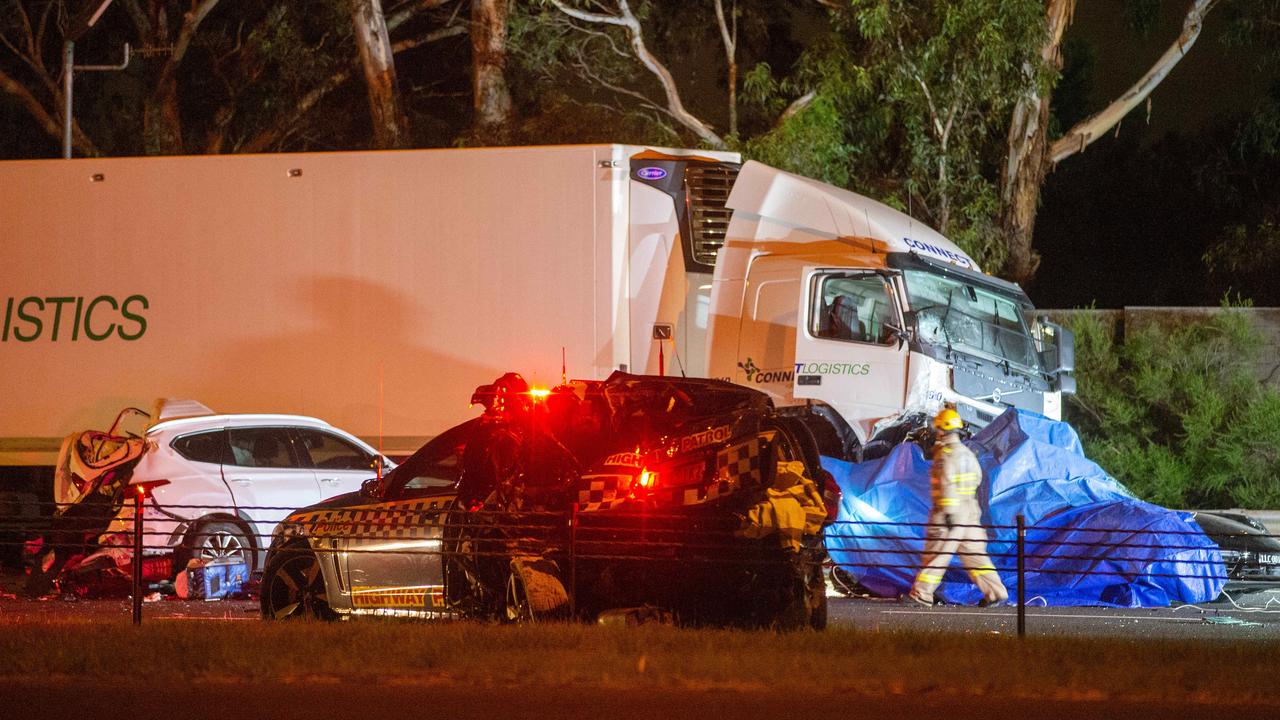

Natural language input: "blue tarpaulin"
[823,409,1226,607]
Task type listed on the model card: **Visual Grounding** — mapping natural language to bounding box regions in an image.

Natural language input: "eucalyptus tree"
[0,0,464,155]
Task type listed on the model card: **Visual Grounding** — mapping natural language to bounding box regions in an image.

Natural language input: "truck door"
[734,265,800,407]
[792,270,909,435]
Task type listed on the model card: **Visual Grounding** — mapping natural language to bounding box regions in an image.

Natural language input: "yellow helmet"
[933,408,963,433]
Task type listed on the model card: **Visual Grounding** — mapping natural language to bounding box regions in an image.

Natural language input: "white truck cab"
[672,161,1076,458]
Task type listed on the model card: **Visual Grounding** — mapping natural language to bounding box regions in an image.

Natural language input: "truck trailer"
[0,144,1074,483]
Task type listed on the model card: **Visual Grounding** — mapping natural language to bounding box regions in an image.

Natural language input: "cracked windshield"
[903,270,1038,370]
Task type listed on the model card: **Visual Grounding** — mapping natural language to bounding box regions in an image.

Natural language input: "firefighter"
[907,408,1009,607]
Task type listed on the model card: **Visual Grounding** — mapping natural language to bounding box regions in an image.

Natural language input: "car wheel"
[260,545,337,621]
[184,520,255,573]
[775,554,828,631]
[505,556,569,622]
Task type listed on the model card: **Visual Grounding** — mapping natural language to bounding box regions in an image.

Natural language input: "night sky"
[1032,2,1278,309]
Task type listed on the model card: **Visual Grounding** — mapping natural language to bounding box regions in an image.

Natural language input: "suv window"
[227,428,296,469]
[295,429,373,471]
[172,430,229,465]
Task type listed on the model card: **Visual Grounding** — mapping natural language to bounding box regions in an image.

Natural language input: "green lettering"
[84,295,117,341]
[71,297,84,341]
[45,297,74,341]
[14,297,44,342]
[118,294,148,341]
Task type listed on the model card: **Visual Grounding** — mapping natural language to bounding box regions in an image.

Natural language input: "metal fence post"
[131,489,144,626]
[1016,513,1026,639]
[569,503,578,619]
[129,480,168,626]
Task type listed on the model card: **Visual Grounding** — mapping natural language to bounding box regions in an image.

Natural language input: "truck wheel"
[260,545,336,620]
[505,556,570,622]
[183,520,255,573]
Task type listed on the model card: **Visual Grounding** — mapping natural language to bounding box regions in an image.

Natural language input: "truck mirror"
[1041,322,1075,375]
[1055,324,1075,374]
[1057,373,1077,395]
[884,323,908,349]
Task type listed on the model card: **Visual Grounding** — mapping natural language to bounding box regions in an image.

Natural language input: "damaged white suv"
[84,401,393,573]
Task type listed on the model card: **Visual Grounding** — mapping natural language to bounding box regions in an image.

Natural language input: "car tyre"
[775,554,828,631]
[505,556,570,622]
[260,544,337,621]
[183,520,255,573]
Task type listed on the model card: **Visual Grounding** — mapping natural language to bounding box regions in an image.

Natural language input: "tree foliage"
[1065,305,1280,509]
[1202,90,1280,303]
[742,0,1046,270]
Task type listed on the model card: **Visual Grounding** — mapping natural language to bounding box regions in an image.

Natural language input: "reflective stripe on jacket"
[929,441,982,514]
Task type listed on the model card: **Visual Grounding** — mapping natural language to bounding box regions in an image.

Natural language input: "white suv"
[119,408,393,572]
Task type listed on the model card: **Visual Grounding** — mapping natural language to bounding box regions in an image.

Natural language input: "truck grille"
[685,164,739,268]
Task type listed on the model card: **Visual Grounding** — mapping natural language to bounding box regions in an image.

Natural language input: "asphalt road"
[3,581,1279,641]
[826,582,1280,640]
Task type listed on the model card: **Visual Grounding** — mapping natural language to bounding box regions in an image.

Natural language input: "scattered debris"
[1202,616,1264,628]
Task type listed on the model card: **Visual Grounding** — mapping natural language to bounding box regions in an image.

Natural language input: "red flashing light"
[630,469,658,500]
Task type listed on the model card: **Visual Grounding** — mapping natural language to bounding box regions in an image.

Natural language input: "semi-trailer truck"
[0,144,1074,487]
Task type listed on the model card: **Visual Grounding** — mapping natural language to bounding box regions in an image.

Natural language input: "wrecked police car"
[260,372,837,629]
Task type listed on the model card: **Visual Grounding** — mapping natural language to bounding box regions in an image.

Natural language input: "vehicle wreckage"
[261,372,838,628]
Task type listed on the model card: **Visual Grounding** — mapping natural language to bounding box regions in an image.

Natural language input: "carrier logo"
[679,425,732,453]
[636,166,668,180]
[903,237,974,269]
[737,358,795,384]
[2,294,149,343]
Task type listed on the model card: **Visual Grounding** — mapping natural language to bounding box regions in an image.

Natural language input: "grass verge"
[2,620,1277,705]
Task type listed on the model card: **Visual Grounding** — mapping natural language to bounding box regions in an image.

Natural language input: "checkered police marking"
[285,497,454,541]
[577,474,630,511]
[671,437,760,506]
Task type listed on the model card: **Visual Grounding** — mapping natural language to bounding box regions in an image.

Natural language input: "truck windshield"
[902,269,1039,370]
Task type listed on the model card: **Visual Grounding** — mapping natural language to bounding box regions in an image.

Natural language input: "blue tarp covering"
[823,409,1226,607]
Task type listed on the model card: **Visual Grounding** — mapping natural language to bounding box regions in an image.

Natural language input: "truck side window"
[812,275,897,345]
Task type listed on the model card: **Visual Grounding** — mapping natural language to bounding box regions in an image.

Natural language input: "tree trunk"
[347,0,410,149]
[471,0,512,142]
[1000,0,1216,285]
[548,0,725,148]
[143,75,183,155]
[1048,0,1216,164]
[139,0,222,155]
[714,0,737,137]
[998,0,1074,286]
